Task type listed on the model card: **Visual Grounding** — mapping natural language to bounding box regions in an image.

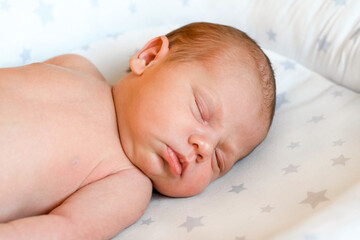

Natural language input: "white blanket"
[1,0,359,239]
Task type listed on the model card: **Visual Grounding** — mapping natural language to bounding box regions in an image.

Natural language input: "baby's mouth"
[164,145,186,177]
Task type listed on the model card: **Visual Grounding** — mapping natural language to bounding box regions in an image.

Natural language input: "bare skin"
[0,55,152,239]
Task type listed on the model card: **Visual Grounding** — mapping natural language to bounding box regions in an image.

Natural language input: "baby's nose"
[188,134,216,163]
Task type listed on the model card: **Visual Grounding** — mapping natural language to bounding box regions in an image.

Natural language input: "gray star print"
[182,0,189,6]
[282,164,300,174]
[333,139,346,146]
[308,115,324,124]
[0,1,10,10]
[20,49,31,64]
[276,92,290,110]
[107,32,122,39]
[300,190,329,208]
[82,44,90,51]
[281,60,296,70]
[229,184,246,194]
[235,236,246,240]
[90,0,98,7]
[179,216,204,232]
[261,205,274,213]
[304,234,318,240]
[333,0,347,6]
[128,3,136,13]
[34,0,54,25]
[267,30,276,41]
[141,217,154,225]
[288,141,300,149]
[318,36,331,52]
[331,154,350,166]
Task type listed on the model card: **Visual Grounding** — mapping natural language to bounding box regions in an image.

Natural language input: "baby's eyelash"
[215,149,222,171]
[195,98,204,120]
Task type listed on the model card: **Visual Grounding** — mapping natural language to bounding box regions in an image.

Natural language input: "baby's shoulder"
[0,59,108,93]
[43,54,106,82]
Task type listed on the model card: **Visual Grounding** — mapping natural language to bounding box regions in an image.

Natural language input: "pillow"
[230,0,360,92]
[1,0,358,91]
[77,0,360,91]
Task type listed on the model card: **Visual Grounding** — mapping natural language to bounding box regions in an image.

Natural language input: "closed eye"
[215,149,224,172]
[195,98,204,121]
[195,95,209,123]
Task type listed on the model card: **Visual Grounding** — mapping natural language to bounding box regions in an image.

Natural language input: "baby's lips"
[165,145,183,176]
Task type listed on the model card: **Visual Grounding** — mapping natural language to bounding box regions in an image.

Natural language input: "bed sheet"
[1,0,359,239]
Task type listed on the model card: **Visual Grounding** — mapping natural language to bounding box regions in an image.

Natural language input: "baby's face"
[116,59,267,197]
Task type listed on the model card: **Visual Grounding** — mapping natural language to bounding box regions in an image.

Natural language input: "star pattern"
[333,0,347,6]
[304,234,318,240]
[34,0,54,25]
[331,154,350,166]
[90,0,98,7]
[107,32,123,39]
[182,0,190,6]
[229,184,246,194]
[0,0,10,10]
[235,236,246,240]
[276,92,290,110]
[179,216,204,232]
[81,44,90,51]
[288,141,300,149]
[282,164,300,174]
[141,217,154,225]
[129,3,136,13]
[333,139,346,146]
[308,115,325,124]
[281,60,296,70]
[261,205,275,213]
[20,48,31,64]
[267,30,277,41]
[300,190,329,209]
[318,36,331,52]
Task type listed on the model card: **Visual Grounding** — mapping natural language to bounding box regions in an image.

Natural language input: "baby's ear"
[130,36,169,75]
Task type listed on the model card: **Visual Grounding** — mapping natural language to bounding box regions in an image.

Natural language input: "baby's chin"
[155,188,200,198]
[153,180,208,198]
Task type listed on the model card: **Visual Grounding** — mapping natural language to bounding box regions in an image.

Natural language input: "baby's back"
[0,62,129,221]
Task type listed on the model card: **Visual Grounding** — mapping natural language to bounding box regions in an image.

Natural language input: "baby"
[0,22,275,239]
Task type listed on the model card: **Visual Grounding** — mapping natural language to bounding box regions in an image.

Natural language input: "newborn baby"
[0,22,276,239]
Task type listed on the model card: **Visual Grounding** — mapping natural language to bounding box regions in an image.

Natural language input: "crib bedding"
[85,41,360,240]
[1,0,359,240]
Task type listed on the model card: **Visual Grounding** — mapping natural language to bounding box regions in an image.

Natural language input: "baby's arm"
[0,168,152,240]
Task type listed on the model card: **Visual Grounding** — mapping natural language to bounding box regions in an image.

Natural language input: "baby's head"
[113,22,275,197]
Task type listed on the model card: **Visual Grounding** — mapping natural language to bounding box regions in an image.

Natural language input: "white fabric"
[1,1,359,239]
[238,0,360,92]
[1,0,359,91]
